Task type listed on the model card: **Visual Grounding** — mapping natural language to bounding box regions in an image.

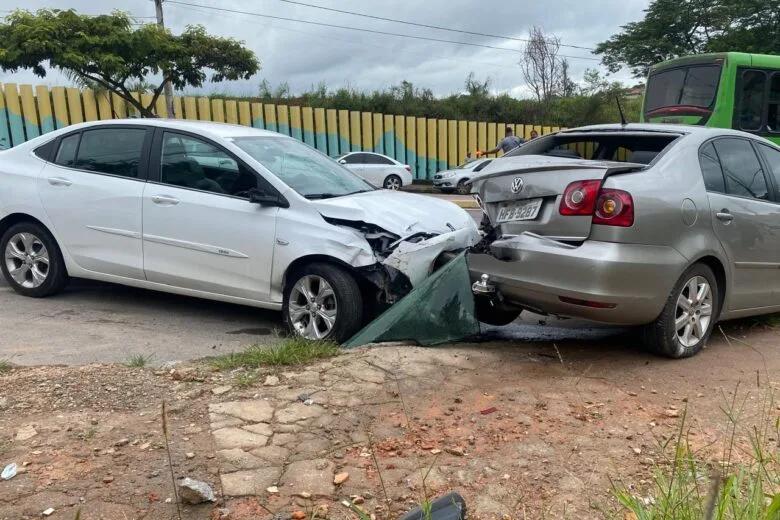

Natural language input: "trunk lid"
[471,156,644,241]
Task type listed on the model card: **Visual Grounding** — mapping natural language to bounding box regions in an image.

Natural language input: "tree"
[0,9,260,117]
[595,0,780,78]
[464,72,491,98]
[519,26,565,102]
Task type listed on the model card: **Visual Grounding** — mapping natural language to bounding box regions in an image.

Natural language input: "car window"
[54,134,80,167]
[739,70,766,132]
[769,73,780,133]
[341,154,363,165]
[366,154,394,165]
[699,142,726,193]
[72,128,146,178]
[473,160,492,172]
[232,136,373,198]
[33,140,55,161]
[713,138,769,200]
[160,132,260,198]
[758,143,780,197]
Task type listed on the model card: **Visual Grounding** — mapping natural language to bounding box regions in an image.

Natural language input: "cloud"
[0,0,650,96]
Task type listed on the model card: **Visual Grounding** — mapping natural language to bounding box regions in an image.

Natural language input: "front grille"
[434,175,442,179]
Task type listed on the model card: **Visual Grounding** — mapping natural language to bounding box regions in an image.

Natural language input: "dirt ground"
[1,319,779,520]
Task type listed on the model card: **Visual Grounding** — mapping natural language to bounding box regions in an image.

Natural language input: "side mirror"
[339,159,347,165]
[248,188,288,208]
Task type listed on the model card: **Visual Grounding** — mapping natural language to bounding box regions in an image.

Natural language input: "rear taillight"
[560,180,634,227]
[405,165,411,172]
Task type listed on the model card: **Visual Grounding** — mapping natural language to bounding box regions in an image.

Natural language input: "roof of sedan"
[559,122,749,138]
[68,118,282,138]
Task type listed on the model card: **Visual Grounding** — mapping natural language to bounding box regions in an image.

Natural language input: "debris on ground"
[178,477,217,504]
[1,463,17,481]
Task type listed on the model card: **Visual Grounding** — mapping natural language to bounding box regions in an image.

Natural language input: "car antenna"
[616,95,627,127]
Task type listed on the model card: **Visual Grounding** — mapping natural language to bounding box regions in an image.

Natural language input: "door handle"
[715,210,733,223]
[47,177,72,187]
[151,195,180,205]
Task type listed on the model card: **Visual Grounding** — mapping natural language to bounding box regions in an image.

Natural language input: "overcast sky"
[0,0,650,98]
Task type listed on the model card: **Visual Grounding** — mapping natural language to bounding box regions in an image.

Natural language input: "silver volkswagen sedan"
[468,123,780,358]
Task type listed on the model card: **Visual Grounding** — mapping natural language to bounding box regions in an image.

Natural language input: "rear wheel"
[283,263,363,343]
[474,297,521,326]
[456,179,470,195]
[643,263,718,358]
[1,222,69,298]
[384,175,402,190]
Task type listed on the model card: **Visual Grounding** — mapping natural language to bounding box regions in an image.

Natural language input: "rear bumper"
[467,234,688,325]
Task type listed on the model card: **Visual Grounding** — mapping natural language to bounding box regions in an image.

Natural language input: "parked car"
[335,151,413,190]
[0,120,479,342]
[468,123,780,358]
[433,158,493,194]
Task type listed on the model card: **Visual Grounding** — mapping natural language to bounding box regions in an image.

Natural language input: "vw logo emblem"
[510,177,524,193]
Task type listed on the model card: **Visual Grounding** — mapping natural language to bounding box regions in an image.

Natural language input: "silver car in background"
[469,123,780,358]
[433,158,493,194]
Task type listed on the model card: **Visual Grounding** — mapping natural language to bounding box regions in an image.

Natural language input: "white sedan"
[335,151,413,190]
[0,120,479,342]
[433,158,494,194]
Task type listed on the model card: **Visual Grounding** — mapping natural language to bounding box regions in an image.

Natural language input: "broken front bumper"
[467,233,688,325]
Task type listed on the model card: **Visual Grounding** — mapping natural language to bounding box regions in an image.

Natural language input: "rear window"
[645,65,721,112]
[505,132,679,164]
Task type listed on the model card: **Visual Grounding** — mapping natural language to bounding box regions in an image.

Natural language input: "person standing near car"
[479,126,524,157]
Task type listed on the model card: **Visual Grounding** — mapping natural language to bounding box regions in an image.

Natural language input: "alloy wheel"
[288,275,338,339]
[674,275,713,348]
[4,232,50,289]
[385,177,401,190]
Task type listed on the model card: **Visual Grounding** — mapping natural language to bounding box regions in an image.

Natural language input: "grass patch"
[212,338,339,370]
[0,359,11,373]
[0,441,9,455]
[611,383,779,519]
[234,373,258,388]
[124,354,152,368]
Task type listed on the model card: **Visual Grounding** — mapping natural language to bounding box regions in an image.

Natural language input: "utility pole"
[154,0,175,118]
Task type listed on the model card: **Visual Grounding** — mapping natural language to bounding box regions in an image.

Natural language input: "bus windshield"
[645,64,721,115]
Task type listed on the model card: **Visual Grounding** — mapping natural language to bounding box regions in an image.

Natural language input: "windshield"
[232,137,374,198]
[645,64,721,112]
[456,159,478,169]
[504,132,680,163]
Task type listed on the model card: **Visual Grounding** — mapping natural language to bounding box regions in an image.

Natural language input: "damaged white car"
[0,120,479,342]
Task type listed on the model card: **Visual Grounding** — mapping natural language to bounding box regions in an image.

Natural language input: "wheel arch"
[0,213,52,240]
[688,254,727,315]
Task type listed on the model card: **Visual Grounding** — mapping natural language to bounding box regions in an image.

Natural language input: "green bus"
[640,52,780,145]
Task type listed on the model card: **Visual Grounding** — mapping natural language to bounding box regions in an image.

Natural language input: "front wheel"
[384,175,402,190]
[456,179,471,195]
[1,222,69,298]
[643,263,719,358]
[283,263,363,343]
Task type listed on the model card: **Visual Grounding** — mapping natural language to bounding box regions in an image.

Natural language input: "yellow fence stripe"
[251,102,263,128]
[373,113,383,152]
[361,112,373,151]
[173,96,183,119]
[427,119,437,178]
[302,107,315,146]
[416,118,426,178]
[96,92,112,120]
[327,109,339,153]
[289,105,302,140]
[405,116,415,172]
[264,104,277,131]
[140,93,154,116]
[81,89,99,122]
[225,101,238,125]
[468,121,477,156]
[198,97,211,121]
[276,104,289,135]
[211,99,225,123]
[183,97,198,120]
[448,120,457,168]
[66,87,84,124]
[51,87,69,128]
[350,111,361,151]
[314,108,327,151]
[338,109,350,153]
[477,122,487,154]
[155,96,168,118]
[238,101,251,126]
[19,84,40,138]
[35,85,55,133]
[487,123,497,157]
[111,93,127,119]
[457,121,467,163]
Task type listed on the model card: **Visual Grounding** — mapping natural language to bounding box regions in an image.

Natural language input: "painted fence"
[0,83,565,179]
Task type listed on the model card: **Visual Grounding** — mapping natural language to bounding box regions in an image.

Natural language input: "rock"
[103,475,114,483]
[179,477,217,504]
[139,442,151,450]
[628,391,638,397]
[664,409,680,418]
[334,472,349,485]
[14,425,38,442]
[292,512,306,520]
[212,386,232,396]
[42,508,55,516]
[430,449,442,455]
[273,514,292,520]
[114,438,130,447]
[148,471,160,478]
[209,401,274,423]
[267,486,279,494]
[352,496,365,504]
[219,509,231,519]
[641,458,655,466]
[186,452,195,459]
[296,491,312,499]
[264,375,280,386]
[445,447,466,457]
[632,446,642,455]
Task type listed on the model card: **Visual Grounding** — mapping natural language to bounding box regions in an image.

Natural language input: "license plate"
[496,198,543,222]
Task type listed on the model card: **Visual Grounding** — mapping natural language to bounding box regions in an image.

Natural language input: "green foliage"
[0,8,260,117]
[212,338,339,370]
[596,0,780,77]
[222,74,640,129]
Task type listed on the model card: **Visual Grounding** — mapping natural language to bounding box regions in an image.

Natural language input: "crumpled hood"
[311,190,475,235]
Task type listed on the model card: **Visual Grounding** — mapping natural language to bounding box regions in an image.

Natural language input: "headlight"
[441,172,456,178]
[473,194,487,214]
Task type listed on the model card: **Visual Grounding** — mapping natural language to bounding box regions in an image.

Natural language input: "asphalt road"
[0,197,621,366]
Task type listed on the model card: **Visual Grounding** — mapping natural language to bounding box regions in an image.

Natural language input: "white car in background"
[433,158,494,194]
[0,120,479,343]
[335,151,413,190]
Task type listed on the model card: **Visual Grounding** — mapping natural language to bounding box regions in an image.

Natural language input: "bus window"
[769,73,780,133]
[739,70,767,132]
[645,65,721,115]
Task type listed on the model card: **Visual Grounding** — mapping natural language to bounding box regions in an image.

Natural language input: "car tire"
[283,263,363,343]
[383,175,402,190]
[0,221,69,298]
[643,263,719,359]
[474,297,521,326]
[456,179,470,195]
